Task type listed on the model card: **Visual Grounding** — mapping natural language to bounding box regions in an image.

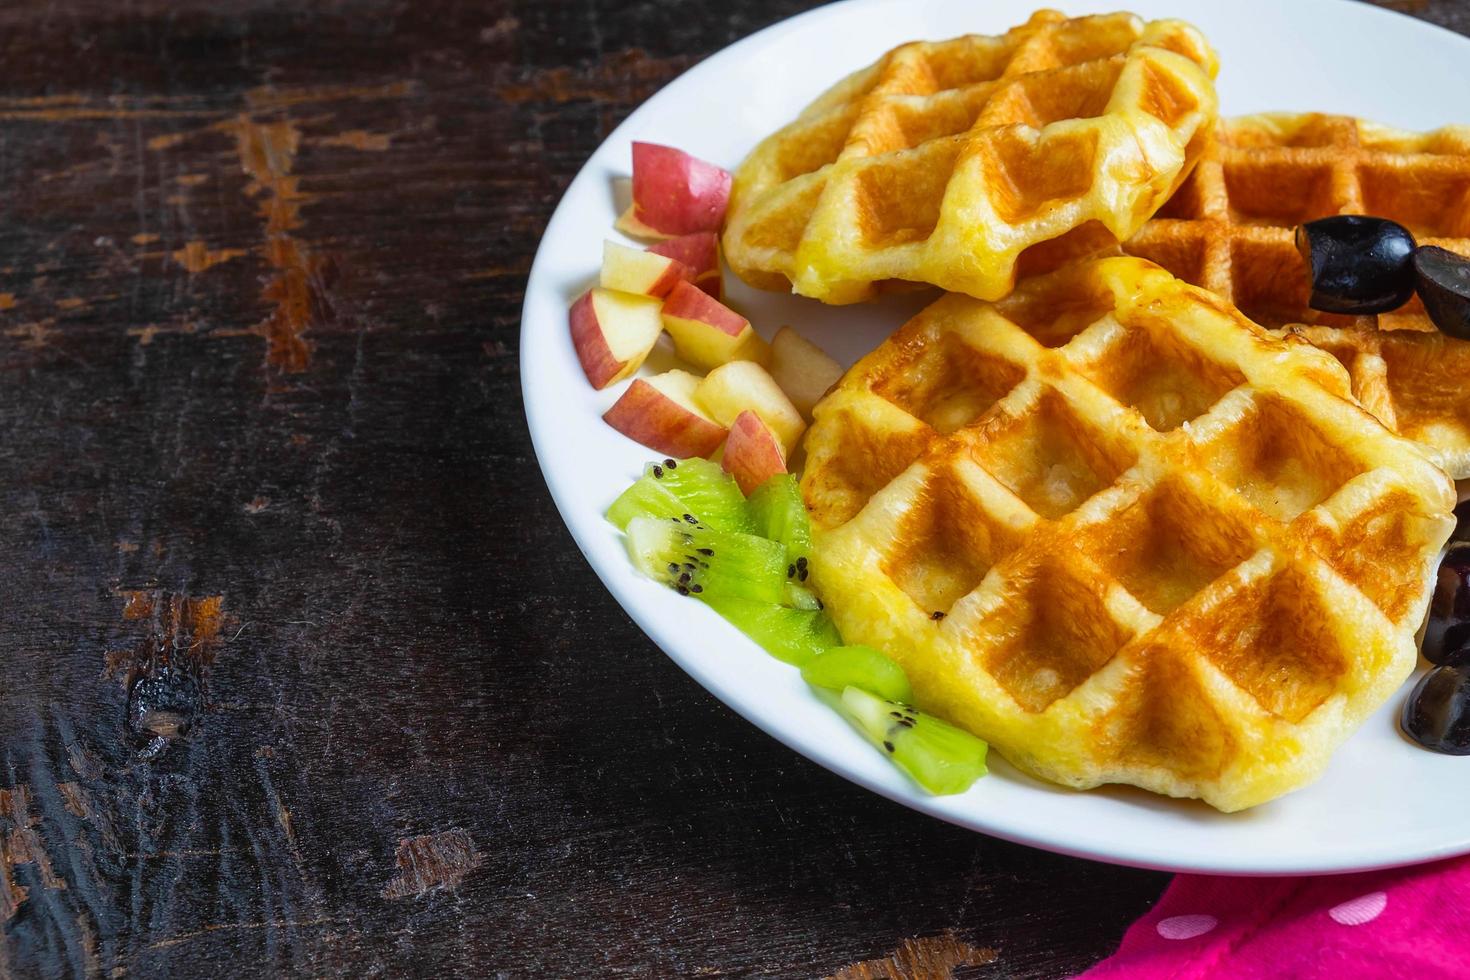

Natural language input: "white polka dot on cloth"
[1156,914,1219,940]
[1328,891,1388,926]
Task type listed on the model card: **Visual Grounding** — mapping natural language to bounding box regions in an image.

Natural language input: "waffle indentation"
[1202,395,1368,522]
[1378,334,1470,435]
[1084,478,1256,615]
[971,389,1137,518]
[1222,160,1335,226]
[1137,57,1202,128]
[1360,164,1470,238]
[978,127,1099,225]
[872,332,1026,433]
[881,467,1025,614]
[1196,566,1347,723]
[804,408,931,528]
[1228,237,1310,329]
[1081,313,1245,430]
[854,139,961,247]
[996,271,1117,346]
[981,554,1133,712]
[1311,489,1434,624]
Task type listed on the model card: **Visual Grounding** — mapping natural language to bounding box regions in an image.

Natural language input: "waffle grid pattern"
[803,258,1453,811]
[1125,112,1470,477]
[723,9,1219,304]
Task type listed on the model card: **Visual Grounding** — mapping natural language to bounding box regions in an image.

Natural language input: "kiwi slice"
[802,645,912,703]
[606,476,686,530]
[700,594,841,666]
[608,458,754,533]
[838,686,988,795]
[747,474,811,567]
[648,458,754,532]
[625,516,787,603]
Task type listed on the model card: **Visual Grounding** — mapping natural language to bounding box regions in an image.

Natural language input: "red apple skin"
[630,143,732,236]
[603,378,728,458]
[569,289,622,389]
[722,410,787,495]
[568,287,662,389]
[648,233,722,298]
[661,280,746,338]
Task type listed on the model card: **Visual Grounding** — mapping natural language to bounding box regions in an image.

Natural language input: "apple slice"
[769,326,845,418]
[696,360,806,455]
[722,410,787,495]
[614,142,731,239]
[648,232,722,299]
[661,279,770,370]
[600,240,687,298]
[603,369,728,458]
[570,287,664,390]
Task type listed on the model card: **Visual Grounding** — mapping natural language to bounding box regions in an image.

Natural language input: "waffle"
[722,10,1219,305]
[802,257,1453,811]
[1124,113,1470,478]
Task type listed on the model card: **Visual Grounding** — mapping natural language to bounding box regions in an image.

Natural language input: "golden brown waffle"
[1124,113,1470,478]
[802,257,1453,811]
[722,10,1219,305]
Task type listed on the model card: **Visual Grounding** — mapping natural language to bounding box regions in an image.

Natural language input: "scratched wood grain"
[0,1,1457,977]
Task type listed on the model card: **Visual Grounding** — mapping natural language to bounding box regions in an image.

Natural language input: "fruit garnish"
[837,687,988,795]
[802,645,913,703]
[746,474,811,567]
[1423,542,1470,666]
[722,411,787,495]
[1401,664,1470,755]
[610,458,985,795]
[1413,245,1470,340]
[647,233,722,299]
[699,595,841,666]
[769,326,844,420]
[607,458,753,533]
[568,287,664,389]
[605,473,686,530]
[603,370,728,459]
[600,240,687,298]
[1296,215,1417,314]
[616,142,732,239]
[660,280,769,370]
[625,516,787,602]
[695,360,806,456]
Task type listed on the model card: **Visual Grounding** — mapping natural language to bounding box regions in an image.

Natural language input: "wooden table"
[0,1,1459,976]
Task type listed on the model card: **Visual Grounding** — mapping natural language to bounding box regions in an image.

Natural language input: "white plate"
[521,0,1470,874]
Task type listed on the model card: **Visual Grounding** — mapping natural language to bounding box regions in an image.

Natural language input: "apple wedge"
[569,287,664,390]
[648,232,722,299]
[600,240,687,298]
[614,142,731,239]
[603,369,728,458]
[722,410,787,495]
[769,326,845,418]
[695,360,806,456]
[661,279,770,370]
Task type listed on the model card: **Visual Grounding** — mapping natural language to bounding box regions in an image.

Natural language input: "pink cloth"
[1080,855,1470,978]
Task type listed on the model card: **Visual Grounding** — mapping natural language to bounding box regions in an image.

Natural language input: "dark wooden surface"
[0,1,1460,977]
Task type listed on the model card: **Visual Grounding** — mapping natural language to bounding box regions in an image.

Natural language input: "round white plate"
[521,0,1470,874]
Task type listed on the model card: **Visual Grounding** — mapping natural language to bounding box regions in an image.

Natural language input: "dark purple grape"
[1401,665,1470,754]
[1413,245,1470,340]
[1296,216,1417,314]
[1423,543,1470,665]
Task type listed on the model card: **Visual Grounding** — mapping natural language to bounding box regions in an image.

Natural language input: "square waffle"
[1124,113,1470,478]
[723,10,1219,304]
[802,257,1453,811]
